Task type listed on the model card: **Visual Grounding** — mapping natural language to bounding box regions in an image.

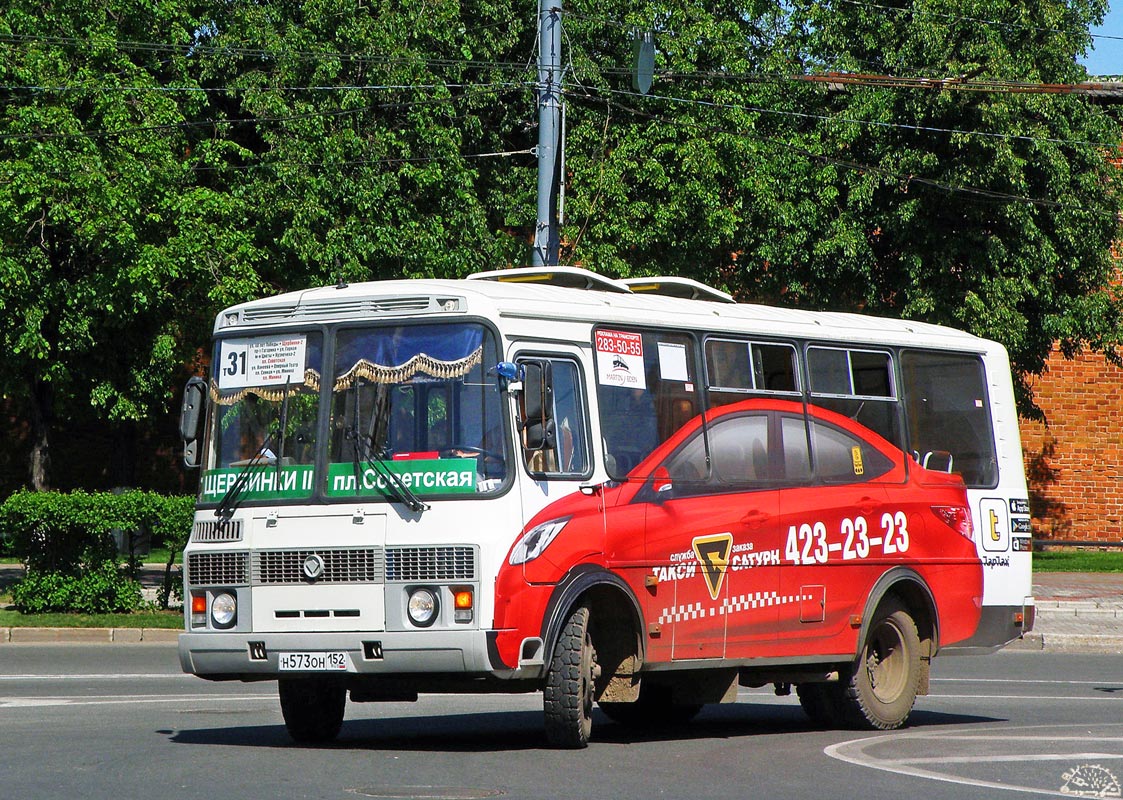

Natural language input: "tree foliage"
[0,0,1120,488]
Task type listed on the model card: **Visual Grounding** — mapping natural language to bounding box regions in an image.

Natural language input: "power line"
[583,84,1123,151]
[0,146,535,180]
[0,81,534,142]
[573,89,1116,218]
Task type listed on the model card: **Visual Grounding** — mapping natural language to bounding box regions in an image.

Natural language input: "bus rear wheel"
[278,676,346,744]
[837,601,921,730]
[543,605,600,748]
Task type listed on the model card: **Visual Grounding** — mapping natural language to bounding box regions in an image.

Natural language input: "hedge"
[0,490,194,612]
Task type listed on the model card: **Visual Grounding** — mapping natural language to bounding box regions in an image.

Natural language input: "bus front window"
[200,332,323,505]
[326,323,508,499]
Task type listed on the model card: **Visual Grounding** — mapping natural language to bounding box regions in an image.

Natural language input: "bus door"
[512,351,598,556]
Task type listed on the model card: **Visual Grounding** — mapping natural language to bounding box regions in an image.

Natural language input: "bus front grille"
[253,548,384,585]
[186,546,476,587]
[187,552,250,586]
[384,546,477,582]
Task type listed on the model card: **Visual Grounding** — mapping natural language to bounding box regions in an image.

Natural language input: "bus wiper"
[215,433,275,523]
[347,380,429,513]
[360,443,430,513]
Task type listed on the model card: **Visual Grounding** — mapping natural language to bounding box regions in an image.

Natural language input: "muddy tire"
[278,676,346,744]
[543,605,599,748]
[836,601,921,730]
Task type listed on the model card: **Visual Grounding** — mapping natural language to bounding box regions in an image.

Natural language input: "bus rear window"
[901,350,998,488]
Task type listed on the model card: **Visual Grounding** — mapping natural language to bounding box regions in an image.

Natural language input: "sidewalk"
[1,565,1121,651]
[1011,571,1123,654]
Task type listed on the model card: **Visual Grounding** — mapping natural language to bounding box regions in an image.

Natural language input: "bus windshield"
[198,322,509,507]
[325,322,508,499]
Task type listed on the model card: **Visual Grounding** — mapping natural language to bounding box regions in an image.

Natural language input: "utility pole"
[533,1,563,267]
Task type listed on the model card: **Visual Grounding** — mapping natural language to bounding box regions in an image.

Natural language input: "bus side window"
[809,420,894,483]
[704,339,800,408]
[519,358,591,478]
[598,329,699,478]
[807,346,903,453]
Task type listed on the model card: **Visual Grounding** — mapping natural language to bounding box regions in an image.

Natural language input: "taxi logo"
[692,533,733,600]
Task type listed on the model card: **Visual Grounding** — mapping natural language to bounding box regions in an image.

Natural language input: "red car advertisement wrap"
[493,399,982,670]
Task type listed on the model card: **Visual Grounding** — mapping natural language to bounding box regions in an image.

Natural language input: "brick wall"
[1022,345,1123,542]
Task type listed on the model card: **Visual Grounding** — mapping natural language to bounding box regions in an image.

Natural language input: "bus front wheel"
[543,605,600,748]
[278,676,346,744]
[838,601,921,730]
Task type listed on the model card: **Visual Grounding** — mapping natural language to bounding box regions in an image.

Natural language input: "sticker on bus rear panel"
[595,330,646,389]
[979,498,1010,553]
[218,335,307,390]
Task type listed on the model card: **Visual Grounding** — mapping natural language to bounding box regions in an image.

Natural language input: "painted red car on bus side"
[493,398,982,669]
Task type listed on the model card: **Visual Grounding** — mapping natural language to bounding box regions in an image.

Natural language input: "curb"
[0,627,180,644]
[1004,631,1123,654]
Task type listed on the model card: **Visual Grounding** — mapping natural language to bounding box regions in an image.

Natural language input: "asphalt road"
[0,645,1121,800]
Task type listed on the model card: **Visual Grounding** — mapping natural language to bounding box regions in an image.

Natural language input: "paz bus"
[177,266,1034,748]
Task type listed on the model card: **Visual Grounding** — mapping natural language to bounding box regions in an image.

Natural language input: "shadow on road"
[164,703,1002,753]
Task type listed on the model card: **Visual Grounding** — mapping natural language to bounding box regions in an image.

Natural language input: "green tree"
[0,0,266,489]
[724,0,1122,409]
[188,0,535,286]
[528,0,1123,413]
[2,0,1121,495]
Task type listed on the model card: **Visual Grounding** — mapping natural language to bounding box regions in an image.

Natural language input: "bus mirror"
[519,360,555,451]
[180,376,206,468]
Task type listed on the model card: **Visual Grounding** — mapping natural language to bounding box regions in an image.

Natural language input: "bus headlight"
[211,592,237,629]
[407,588,439,627]
[509,517,569,565]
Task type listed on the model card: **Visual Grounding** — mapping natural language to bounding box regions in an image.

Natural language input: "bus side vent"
[187,551,250,587]
[384,546,477,582]
[192,519,243,543]
[253,548,385,585]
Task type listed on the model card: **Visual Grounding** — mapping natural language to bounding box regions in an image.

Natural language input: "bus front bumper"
[179,629,523,680]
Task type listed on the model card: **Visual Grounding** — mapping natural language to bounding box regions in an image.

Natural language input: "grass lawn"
[0,607,182,628]
[1033,549,1123,573]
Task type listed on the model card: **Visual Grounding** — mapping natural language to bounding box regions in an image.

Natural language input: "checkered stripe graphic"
[658,591,812,625]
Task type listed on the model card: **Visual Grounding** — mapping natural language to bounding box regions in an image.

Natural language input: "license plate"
[278,651,350,671]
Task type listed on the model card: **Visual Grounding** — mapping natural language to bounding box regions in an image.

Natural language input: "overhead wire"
[2,15,1120,210]
[584,84,1123,151]
[567,86,1115,217]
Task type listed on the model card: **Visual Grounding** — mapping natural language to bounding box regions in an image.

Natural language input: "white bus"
[178,266,1034,747]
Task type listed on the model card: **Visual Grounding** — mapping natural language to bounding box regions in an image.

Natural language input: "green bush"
[11,561,142,614]
[0,490,195,612]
